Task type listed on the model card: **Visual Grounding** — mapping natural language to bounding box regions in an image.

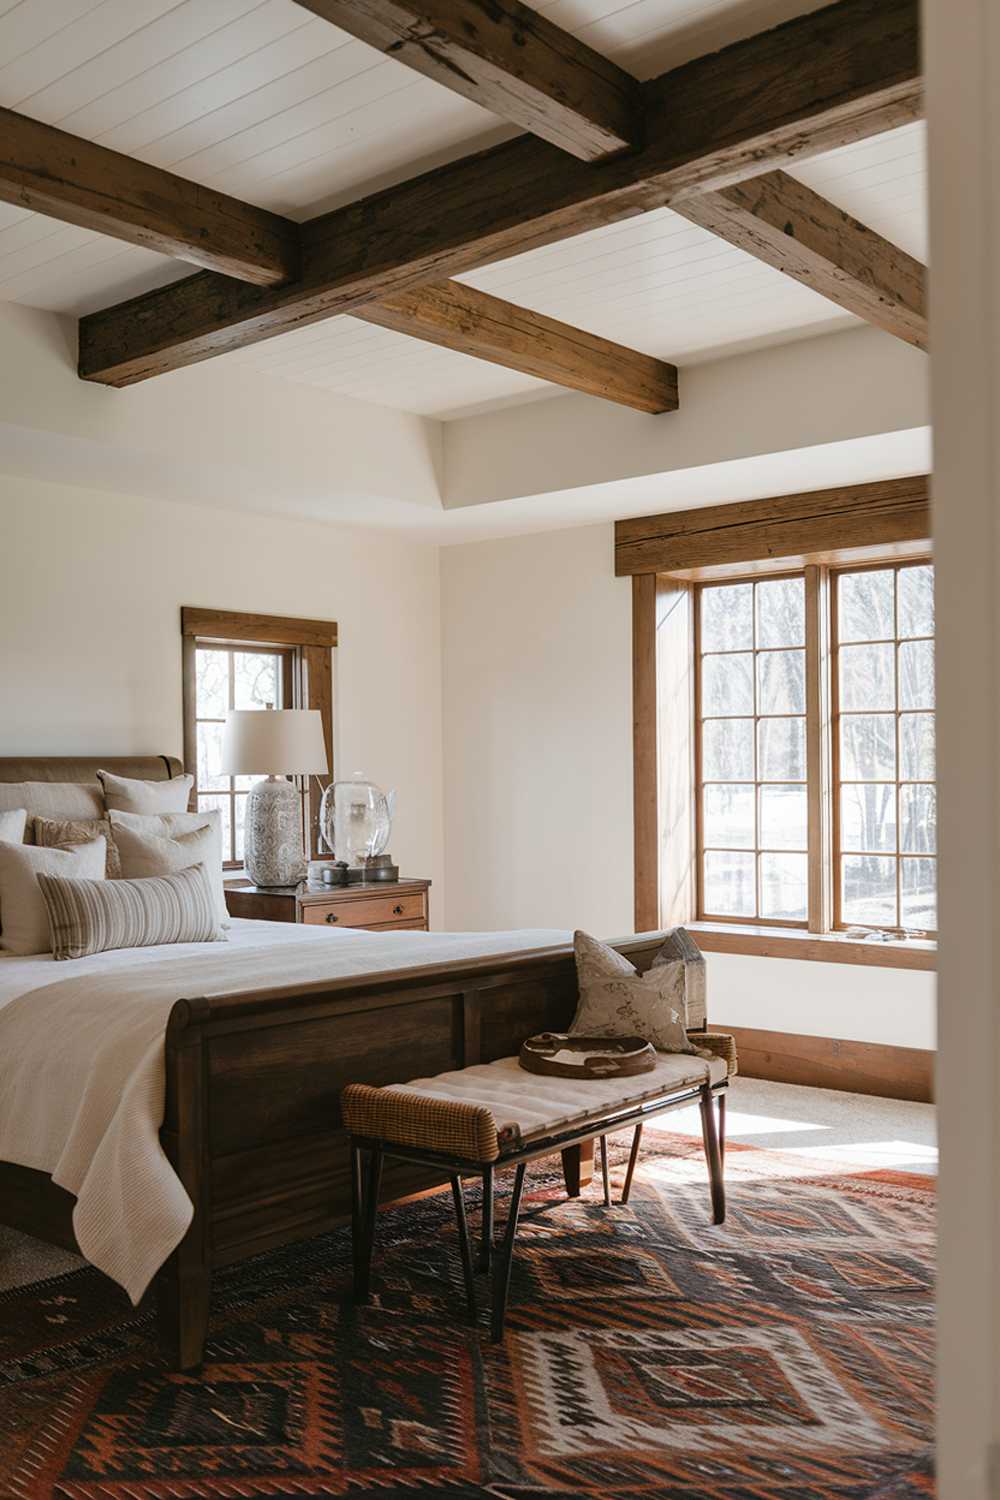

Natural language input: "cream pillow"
[569,929,698,1055]
[39,863,226,961]
[97,769,193,815]
[0,837,107,955]
[110,821,227,933]
[0,808,27,845]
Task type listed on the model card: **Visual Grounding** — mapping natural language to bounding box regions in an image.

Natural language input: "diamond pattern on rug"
[0,1133,934,1498]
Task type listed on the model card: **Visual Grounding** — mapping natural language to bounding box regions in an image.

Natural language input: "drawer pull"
[393,904,403,915]
[325,912,339,924]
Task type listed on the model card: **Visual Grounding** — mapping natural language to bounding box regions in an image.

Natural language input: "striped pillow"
[38,863,226,961]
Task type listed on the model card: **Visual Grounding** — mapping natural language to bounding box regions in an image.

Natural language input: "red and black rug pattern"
[0,1134,934,1498]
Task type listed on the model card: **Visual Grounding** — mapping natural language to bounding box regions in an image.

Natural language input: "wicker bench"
[341,1032,737,1339]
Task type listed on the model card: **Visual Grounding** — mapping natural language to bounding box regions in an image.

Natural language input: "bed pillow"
[33,815,122,878]
[97,769,193,815]
[0,837,107,955]
[0,808,27,845]
[569,929,697,1055]
[39,863,226,961]
[109,810,228,929]
[0,782,103,830]
[109,819,228,932]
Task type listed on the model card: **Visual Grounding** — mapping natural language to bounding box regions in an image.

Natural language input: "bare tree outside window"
[695,559,936,936]
[194,646,288,866]
[834,563,936,934]
[697,575,808,924]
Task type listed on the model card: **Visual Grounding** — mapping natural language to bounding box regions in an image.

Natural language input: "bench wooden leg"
[350,1140,365,1295]
[356,1146,383,1303]
[699,1086,726,1225]
[599,1134,611,1207]
[450,1177,477,1324]
[479,1163,494,1273]
[561,1138,594,1197]
[491,1162,526,1342]
[621,1123,643,1205]
[718,1092,726,1164]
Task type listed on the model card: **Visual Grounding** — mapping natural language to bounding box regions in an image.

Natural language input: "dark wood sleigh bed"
[0,756,685,1369]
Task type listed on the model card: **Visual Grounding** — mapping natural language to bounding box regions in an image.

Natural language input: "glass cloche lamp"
[222,707,328,886]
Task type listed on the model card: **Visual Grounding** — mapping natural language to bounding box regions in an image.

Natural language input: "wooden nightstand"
[225,877,431,931]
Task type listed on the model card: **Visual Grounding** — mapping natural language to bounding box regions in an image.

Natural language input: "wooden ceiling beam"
[293,0,642,160]
[356,280,678,412]
[676,170,927,349]
[0,106,300,287]
[79,0,921,386]
[0,108,673,409]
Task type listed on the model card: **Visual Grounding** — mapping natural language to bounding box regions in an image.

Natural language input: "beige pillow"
[0,782,103,829]
[0,808,27,845]
[97,769,193,815]
[0,837,107,955]
[33,815,122,878]
[569,929,698,1055]
[39,863,226,961]
[110,821,227,932]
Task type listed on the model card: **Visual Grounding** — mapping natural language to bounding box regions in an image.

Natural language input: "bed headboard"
[0,756,183,784]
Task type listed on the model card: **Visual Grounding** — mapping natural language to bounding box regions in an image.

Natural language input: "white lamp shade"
[221,708,329,776]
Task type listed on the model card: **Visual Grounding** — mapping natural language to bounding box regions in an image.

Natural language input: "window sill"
[688,921,936,972]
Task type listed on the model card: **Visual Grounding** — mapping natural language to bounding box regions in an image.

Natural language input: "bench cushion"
[342,1052,727,1162]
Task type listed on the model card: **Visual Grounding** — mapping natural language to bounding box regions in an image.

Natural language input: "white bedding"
[0,918,569,1303]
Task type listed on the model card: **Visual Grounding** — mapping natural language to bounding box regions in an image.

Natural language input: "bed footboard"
[1,934,675,1369]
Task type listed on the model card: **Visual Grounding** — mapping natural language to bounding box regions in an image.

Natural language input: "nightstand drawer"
[302,891,426,928]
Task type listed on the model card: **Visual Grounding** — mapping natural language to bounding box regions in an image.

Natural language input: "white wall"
[0,472,445,918]
[926,0,1000,1491]
[444,325,929,510]
[441,521,936,1050]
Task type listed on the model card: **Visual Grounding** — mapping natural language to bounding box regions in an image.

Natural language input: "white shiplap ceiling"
[0,0,926,419]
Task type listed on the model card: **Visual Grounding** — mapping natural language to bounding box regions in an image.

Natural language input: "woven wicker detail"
[693,1031,738,1077]
[342,1083,501,1163]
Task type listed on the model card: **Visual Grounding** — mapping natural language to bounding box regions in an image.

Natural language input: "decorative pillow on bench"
[570,929,699,1055]
[38,863,226,961]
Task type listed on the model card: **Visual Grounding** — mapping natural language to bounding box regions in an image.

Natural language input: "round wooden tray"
[519,1033,657,1079]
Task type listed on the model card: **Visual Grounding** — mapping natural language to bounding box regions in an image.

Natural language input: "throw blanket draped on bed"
[0,923,567,1303]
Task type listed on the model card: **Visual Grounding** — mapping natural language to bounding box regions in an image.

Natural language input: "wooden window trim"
[689,921,935,972]
[629,503,935,968]
[181,607,336,860]
[615,476,930,579]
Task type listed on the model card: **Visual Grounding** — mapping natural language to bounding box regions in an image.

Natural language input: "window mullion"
[805,564,832,933]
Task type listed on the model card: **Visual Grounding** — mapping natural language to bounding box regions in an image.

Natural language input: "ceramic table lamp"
[222,707,328,886]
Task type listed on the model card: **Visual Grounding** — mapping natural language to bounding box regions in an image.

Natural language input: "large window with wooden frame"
[693,559,935,937]
[181,608,337,871]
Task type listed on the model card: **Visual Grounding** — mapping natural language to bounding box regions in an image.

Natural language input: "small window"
[193,644,295,867]
[181,608,337,871]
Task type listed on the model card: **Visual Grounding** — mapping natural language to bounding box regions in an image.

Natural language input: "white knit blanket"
[0,919,568,1303]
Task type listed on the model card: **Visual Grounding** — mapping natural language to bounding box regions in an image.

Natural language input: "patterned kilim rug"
[0,1134,935,1499]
